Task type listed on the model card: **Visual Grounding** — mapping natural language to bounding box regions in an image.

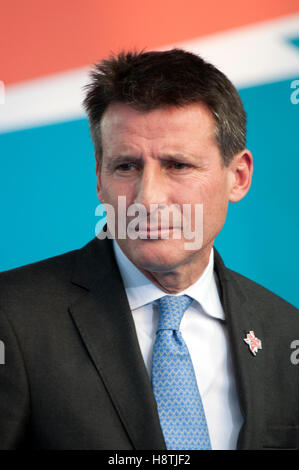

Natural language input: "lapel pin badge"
[244,330,262,356]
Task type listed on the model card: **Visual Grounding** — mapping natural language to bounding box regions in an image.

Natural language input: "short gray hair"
[83,49,247,166]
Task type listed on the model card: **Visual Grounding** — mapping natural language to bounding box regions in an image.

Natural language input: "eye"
[116,162,138,172]
[167,161,191,170]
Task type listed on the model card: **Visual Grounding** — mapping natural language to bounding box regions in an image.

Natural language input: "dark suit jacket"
[0,237,299,450]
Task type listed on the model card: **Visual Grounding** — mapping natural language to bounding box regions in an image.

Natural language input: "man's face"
[97,102,237,273]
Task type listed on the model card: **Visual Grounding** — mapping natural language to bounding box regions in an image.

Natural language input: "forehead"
[100,102,216,151]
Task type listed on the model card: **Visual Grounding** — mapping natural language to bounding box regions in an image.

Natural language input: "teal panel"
[0,119,99,269]
[288,36,299,50]
[216,76,299,307]
[0,76,298,307]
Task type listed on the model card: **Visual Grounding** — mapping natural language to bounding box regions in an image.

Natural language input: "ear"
[228,149,253,203]
[95,153,103,201]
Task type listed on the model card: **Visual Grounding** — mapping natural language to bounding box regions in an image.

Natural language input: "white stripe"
[0,67,89,134]
[0,13,298,134]
[166,12,299,88]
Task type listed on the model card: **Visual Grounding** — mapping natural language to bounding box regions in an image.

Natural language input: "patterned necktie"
[151,295,211,450]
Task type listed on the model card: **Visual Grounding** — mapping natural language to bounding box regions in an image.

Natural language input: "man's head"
[83,49,253,292]
[83,49,246,167]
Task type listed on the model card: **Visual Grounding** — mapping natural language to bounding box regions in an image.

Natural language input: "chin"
[122,238,194,272]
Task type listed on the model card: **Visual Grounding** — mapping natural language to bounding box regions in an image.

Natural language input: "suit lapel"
[214,248,266,449]
[68,238,265,450]
[69,237,166,450]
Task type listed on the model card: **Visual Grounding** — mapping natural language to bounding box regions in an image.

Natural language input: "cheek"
[173,177,218,205]
[186,176,229,219]
[100,179,137,209]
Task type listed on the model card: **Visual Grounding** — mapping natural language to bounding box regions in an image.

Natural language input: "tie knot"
[157,295,193,331]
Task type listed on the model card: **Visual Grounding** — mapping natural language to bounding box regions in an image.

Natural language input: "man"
[0,49,299,450]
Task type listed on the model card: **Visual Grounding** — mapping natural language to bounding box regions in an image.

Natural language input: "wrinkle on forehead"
[100,102,218,157]
[102,102,215,131]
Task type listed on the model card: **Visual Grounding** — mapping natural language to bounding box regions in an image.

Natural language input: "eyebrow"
[106,155,142,170]
[159,153,194,162]
[105,152,196,170]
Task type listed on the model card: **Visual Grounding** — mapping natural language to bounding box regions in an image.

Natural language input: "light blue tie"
[151,295,211,450]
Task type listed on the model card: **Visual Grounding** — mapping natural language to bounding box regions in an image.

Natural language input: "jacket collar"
[113,240,224,320]
[70,237,265,450]
[70,236,166,450]
[214,247,266,449]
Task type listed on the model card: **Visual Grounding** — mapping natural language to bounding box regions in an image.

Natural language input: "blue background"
[1,76,298,307]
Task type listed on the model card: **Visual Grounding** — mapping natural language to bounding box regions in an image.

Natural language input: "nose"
[134,163,169,212]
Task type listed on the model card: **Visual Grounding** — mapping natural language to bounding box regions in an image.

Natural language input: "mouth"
[137,226,181,239]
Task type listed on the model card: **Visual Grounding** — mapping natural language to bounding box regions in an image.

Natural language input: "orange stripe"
[1,0,299,85]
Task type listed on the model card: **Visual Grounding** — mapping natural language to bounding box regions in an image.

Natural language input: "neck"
[137,244,213,294]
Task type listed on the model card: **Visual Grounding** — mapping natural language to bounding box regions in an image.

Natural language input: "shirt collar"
[113,240,224,320]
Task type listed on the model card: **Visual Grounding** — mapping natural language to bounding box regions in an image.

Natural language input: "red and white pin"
[244,331,262,356]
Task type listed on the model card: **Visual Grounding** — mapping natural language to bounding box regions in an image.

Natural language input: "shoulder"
[223,268,299,342]
[0,238,102,308]
[228,267,297,312]
[0,248,80,325]
[0,238,116,316]
[214,248,299,322]
[0,237,112,289]
[0,248,78,294]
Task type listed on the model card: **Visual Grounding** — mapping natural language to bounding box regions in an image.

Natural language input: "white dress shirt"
[113,240,243,450]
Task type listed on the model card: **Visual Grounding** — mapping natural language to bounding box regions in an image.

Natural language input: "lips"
[137,226,183,240]
[138,226,173,231]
